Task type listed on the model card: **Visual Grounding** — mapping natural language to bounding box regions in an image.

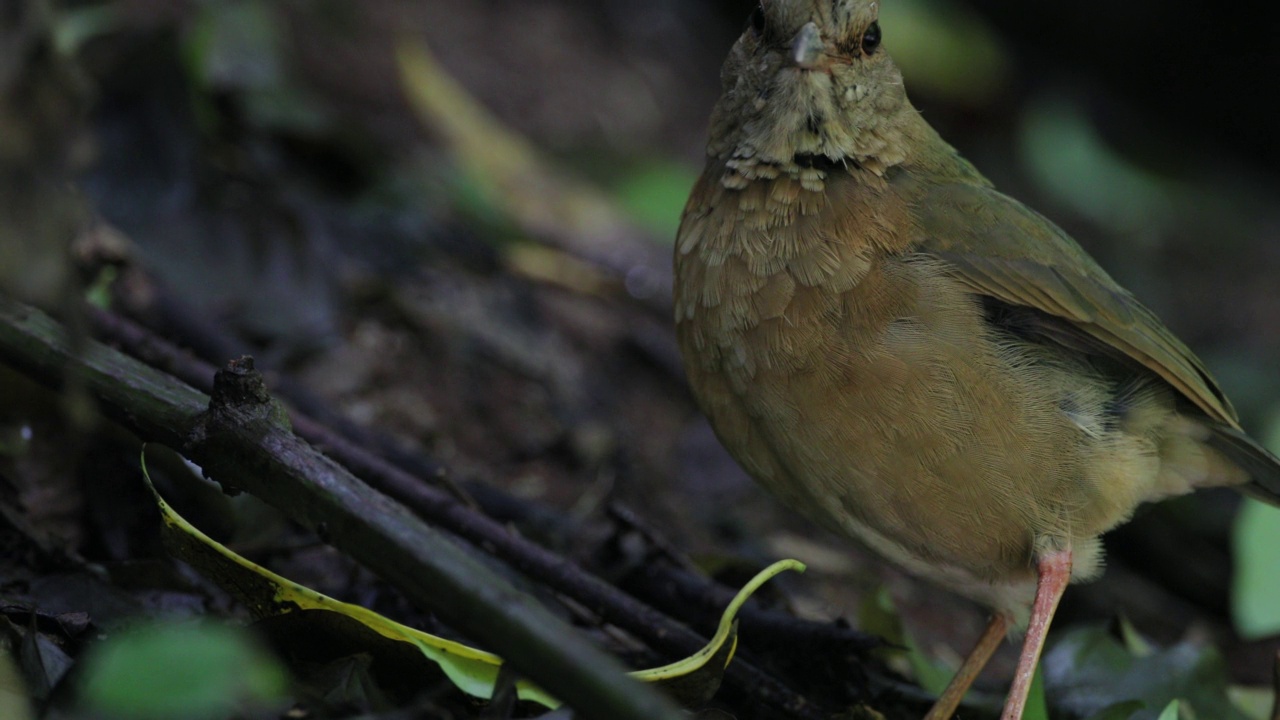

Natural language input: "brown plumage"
[673,1,1280,718]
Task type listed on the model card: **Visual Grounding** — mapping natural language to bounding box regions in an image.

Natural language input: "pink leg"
[1001,548,1073,720]
[924,613,1010,720]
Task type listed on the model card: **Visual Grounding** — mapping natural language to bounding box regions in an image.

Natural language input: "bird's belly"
[728,328,1056,585]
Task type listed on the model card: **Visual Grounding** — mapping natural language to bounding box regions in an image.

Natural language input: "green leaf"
[878,0,1010,104]
[1232,497,1280,638]
[84,265,117,310]
[857,587,952,696]
[1156,699,1181,720]
[1116,615,1154,658]
[1022,663,1049,720]
[54,3,124,54]
[1018,95,1174,238]
[611,161,698,241]
[1226,684,1276,720]
[78,622,286,720]
[1232,407,1280,639]
[1043,624,1248,720]
[0,645,34,720]
[184,0,282,90]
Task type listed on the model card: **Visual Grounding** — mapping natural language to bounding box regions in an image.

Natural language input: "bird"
[672,1,1280,717]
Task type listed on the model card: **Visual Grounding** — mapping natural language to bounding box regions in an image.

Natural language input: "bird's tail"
[1207,425,1280,506]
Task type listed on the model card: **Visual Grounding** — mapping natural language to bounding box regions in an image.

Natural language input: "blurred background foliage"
[1,0,1279,718]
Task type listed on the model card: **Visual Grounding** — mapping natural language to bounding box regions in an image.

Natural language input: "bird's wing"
[909,179,1238,427]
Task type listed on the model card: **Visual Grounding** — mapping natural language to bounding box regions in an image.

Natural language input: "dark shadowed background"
[2,1,1279,718]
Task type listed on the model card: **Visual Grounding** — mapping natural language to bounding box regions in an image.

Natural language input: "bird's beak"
[790,22,826,70]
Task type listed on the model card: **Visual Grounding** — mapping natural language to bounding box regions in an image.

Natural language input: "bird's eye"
[861,21,881,54]
[748,5,766,36]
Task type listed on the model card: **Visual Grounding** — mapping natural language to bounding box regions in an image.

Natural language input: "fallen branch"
[0,295,681,720]
[84,301,867,719]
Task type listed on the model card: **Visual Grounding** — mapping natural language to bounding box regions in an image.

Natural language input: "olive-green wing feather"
[909,180,1238,427]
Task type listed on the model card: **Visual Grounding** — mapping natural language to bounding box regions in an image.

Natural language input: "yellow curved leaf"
[141,450,803,709]
[634,559,805,682]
